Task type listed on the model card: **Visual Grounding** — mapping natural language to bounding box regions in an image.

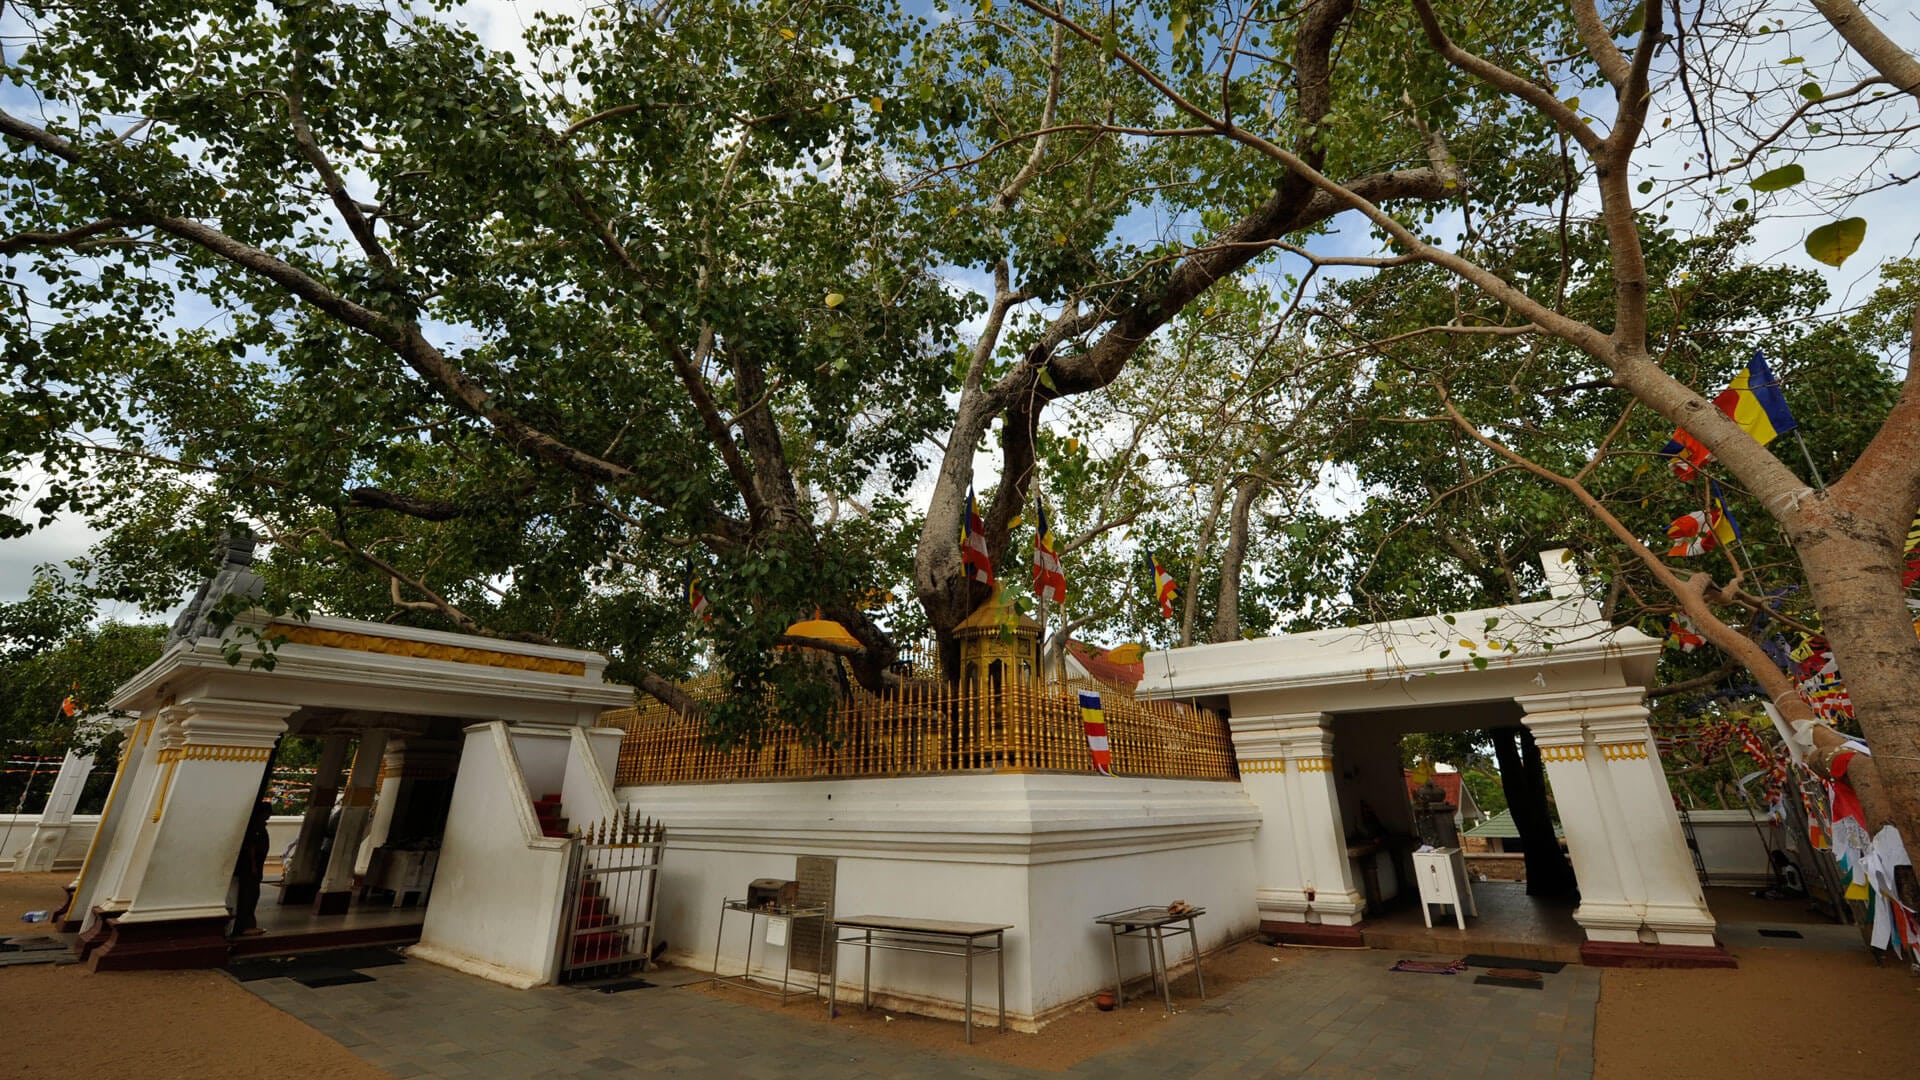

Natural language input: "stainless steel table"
[1094,905,1206,1014]
[710,897,831,1005]
[830,915,1011,1043]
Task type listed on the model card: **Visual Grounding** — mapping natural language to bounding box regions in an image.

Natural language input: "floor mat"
[227,946,407,982]
[1462,953,1566,973]
[1474,974,1545,990]
[1389,958,1466,974]
[292,971,377,989]
[585,978,657,994]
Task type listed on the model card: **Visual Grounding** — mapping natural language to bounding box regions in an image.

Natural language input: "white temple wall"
[618,774,1259,1029]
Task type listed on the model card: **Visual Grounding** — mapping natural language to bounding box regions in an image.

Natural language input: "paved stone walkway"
[237,947,1596,1078]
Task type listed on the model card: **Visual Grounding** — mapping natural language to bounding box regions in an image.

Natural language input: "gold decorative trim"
[1599,741,1650,761]
[1294,756,1333,773]
[1539,745,1586,763]
[269,624,587,677]
[180,744,274,763]
[151,759,181,822]
[1240,758,1287,775]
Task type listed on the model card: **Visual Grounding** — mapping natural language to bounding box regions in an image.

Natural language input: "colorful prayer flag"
[684,559,711,622]
[1032,497,1066,604]
[961,488,995,586]
[1666,482,1740,556]
[1078,689,1113,776]
[60,695,77,717]
[1665,615,1705,652]
[1659,351,1798,477]
[1146,549,1178,618]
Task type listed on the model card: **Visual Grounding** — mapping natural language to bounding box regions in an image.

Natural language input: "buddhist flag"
[60,692,78,717]
[1032,497,1066,604]
[1665,615,1706,652]
[961,488,995,585]
[1146,549,1178,618]
[684,559,711,622]
[1721,350,1798,445]
[1666,481,1741,556]
[1078,689,1113,776]
[1660,351,1799,478]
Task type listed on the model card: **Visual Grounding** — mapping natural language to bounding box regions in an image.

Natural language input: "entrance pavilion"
[67,610,633,973]
[1142,552,1728,966]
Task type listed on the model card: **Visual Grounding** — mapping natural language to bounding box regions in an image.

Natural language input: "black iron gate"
[557,810,665,983]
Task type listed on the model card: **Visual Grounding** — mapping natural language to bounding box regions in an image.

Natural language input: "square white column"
[1231,712,1362,928]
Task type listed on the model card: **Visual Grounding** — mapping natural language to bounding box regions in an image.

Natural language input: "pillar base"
[88,915,230,971]
[1261,920,1367,947]
[313,889,353,916]
[1579,939,1738,969]
[278,881,319,905]
[74,906,122,962]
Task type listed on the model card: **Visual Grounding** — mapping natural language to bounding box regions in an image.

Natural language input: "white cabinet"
[1411,847,1477,930]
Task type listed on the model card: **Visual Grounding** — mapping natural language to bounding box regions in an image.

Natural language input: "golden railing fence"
[606,681,1237,785]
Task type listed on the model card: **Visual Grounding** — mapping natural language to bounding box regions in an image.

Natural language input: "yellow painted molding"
[1293,756,1334,773]
[269,624,587,677]
[1240,758,1287,775]
[1539,744,1586,763]
[1599,741,1650,761]
[177,744,275,763]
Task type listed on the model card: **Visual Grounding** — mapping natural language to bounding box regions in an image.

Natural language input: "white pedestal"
[1411,847,1477,930]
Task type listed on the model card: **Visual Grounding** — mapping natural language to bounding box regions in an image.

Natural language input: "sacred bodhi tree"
[1003,0,1920,842]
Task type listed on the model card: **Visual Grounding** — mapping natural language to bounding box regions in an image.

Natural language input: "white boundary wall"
[618,774,1260,1029]
[3,815,303,873]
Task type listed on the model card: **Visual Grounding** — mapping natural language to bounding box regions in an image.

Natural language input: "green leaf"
[1749,163,1805,191]
[1620,2,1646,36]
[1779,55,1804,65]
[1171,13,1188,44]
[1732,197,1749,212]
[1471,655,1489,671]
[1798,82,1824,102]
[1636,180,1654,194]
[1804,217,1867,267]
[1037,366,1057,392]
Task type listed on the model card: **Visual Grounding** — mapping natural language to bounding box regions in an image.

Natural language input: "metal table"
[710,897,831,1005]
[830,915,1011,1043]
[1094,905,1207,1014]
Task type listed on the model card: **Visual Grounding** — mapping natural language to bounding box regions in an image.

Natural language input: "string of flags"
[1664,614,1705,652]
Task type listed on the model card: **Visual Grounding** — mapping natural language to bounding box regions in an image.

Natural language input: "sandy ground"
[1596,944,1920,1079]
[1,871,386,1080]
[693,936,1292,1072]
[0,870,75,925]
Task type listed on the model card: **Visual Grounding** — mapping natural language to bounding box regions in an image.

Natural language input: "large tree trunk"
[1493,726,1578,898]
[1212,448,1278,643]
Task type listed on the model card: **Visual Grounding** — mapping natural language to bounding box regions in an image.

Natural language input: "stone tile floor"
[237,945,1597,1079]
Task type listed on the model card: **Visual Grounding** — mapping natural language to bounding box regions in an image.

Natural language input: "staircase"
[567,878,630,969]
[533,793,569,838]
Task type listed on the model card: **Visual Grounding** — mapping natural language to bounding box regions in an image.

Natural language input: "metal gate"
[557,810,665,983]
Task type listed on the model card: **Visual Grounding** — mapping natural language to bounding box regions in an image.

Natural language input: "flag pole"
[1790,430,1827,490]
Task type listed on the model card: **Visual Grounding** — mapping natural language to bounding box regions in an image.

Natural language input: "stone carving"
[168,526,265,641]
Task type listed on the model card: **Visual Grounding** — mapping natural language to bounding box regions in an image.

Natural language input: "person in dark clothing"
[232,797,274,936]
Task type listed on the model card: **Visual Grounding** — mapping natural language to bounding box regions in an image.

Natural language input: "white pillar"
[280,731,351,904]
[11,749,95,873]
[1231,712,1363,934]
[315,729,389,915]
[89,699,292,970]
[356,739,410,875]
[1517,688,1717,949]
[66,714,152,930]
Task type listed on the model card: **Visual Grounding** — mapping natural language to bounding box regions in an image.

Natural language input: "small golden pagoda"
[953,584,1040,690]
